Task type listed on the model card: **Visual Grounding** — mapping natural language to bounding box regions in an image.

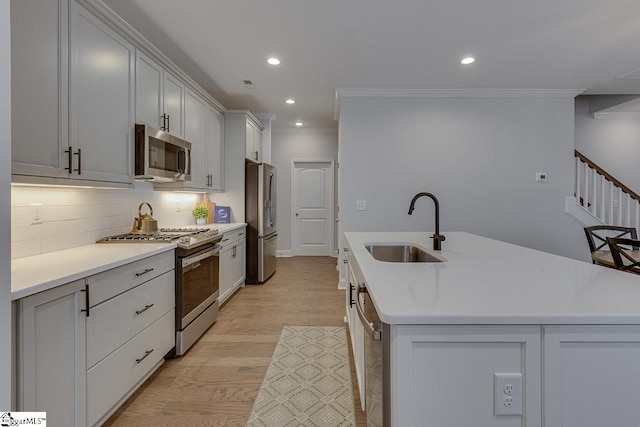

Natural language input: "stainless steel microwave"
[135,124,191,182]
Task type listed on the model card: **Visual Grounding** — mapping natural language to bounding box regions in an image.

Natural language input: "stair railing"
[575,150,640,233]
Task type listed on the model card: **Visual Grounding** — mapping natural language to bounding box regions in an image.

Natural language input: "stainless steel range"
[98,227,223,356]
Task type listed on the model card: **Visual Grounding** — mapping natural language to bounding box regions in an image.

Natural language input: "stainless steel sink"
[364,244,444,263]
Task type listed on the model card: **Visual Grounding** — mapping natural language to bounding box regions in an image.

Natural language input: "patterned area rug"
[246,326,356,427]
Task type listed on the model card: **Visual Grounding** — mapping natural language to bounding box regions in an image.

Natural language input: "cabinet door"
[232,238,246,290]
[206,106,225,190]
[245,121,257,161]
[184,90,208,188]
[253,125,262,163]
[393,325,541,427]
[163,72,185,138]
[11,0,70,178]
[18,279,87,427]
[135,51,162,128]
[543,326,640,427]
[219,244,234,304]
[69,1,134,184]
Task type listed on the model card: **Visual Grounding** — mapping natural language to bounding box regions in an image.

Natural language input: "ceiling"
[102,0,640,130]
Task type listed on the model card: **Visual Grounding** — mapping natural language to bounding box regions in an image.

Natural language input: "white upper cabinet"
[11,0,135,187]
[69,1,135,185]
[11,0,69,179]
[184,89,208,188]
[162,73,185,138]
[135,51,185,138]
[245,120,262,162]
[154,93,225,191]
[135,52,163,128]
[206,106,225,190]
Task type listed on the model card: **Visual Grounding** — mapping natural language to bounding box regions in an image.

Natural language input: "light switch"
[535,172,548,182]
[356,201,366,211]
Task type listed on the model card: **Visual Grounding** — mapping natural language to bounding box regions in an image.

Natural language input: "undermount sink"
[364,243,445,263]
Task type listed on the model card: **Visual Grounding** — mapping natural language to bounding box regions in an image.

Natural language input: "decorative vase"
[196,218,206,225]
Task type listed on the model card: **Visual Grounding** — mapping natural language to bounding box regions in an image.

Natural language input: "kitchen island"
[344,231,640,427]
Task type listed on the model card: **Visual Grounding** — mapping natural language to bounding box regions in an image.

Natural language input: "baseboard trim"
[276,250,293,257]
[338,278,346,290]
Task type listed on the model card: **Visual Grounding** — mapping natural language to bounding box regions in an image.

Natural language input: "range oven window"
[181,247,219,327]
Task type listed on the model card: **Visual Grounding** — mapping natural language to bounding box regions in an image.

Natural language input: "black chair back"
[606,237,640,275]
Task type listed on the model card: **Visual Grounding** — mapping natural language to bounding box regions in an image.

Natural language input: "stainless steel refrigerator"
[245,162,277,283]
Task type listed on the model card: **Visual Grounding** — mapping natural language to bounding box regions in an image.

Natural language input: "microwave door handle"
[176,147,186,174]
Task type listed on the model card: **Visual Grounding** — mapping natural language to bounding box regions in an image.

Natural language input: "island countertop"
[344,231,640,325]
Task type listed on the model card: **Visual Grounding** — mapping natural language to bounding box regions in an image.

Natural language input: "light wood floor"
[104,256,367,426]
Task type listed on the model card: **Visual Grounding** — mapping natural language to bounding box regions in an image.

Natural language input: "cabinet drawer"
[87,309,175,427]
[220,227,245,246]
[86,270,175,368]
[88,250,174,306]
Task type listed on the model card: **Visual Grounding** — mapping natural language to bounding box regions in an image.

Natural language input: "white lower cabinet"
[17,279,87,427]
[16,252,175,427]
[87,310,175,426]
[345,253,365,410]
[392,325,541,427]
[543,325,640,427]
[219,227,246,305]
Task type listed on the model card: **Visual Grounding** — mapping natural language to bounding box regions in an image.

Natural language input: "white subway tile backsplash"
[12,239,42,259]
[11,187,70,206]
[10,183,205,259]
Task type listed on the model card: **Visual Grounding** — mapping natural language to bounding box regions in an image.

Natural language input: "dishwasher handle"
[356,284,382,341]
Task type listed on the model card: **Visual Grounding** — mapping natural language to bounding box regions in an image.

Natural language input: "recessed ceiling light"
[286,99,295,104]
[267,57,281,65]
[295,121,304,126]
[461,57,475,65]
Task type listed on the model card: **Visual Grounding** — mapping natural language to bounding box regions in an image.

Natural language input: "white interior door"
[293,160,334,256]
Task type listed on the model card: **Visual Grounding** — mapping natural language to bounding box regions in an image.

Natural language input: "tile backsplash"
[11,182,206,259]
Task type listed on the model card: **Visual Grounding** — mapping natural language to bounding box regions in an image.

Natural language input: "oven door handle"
[182,247,219,267]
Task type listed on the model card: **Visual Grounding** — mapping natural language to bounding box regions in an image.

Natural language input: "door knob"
[295,213,299,216]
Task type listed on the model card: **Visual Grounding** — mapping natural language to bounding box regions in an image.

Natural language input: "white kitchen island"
[344,231,640,427]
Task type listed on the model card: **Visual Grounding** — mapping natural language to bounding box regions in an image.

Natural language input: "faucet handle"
[431,233,445,251]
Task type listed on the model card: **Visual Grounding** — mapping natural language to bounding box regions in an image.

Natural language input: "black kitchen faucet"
[408,192,445,251]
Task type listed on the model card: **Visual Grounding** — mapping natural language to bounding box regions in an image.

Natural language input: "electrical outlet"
[30,203,43,225]
[356,201,367,211]
[535,172,548,182]
[494,373,522,416]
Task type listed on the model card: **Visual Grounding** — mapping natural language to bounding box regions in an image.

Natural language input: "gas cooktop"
[97,227,222,250]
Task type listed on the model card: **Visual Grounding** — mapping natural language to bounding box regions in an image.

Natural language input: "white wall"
[271,129,338,255]
[575,96,640,195]
[11,183,202,259]
[338,94,588,281]
[1,0,11,408]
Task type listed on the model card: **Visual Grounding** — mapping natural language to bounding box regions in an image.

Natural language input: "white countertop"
[345,231,640,325]
[11,222,247,300]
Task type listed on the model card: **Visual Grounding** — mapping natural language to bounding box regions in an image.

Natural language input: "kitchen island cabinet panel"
[17,279,87,427]
[392,325,541,427]
[543,326,640,427]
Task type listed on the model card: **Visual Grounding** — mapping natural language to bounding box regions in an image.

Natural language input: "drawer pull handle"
[135,304,154,315]
[222,238,230,242]
[135,349,154,364]
[135,268,154,277]
[238,232,244,236]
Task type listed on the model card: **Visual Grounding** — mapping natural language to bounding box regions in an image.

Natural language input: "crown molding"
[272,128,338,135]
[335,88,586,99]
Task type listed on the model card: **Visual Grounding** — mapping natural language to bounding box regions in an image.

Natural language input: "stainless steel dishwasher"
[356,283,391,427]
